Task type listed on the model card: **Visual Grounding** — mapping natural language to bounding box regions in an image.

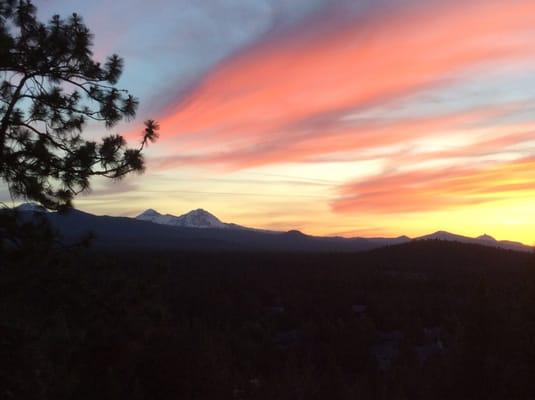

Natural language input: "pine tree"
[0,0,158,210]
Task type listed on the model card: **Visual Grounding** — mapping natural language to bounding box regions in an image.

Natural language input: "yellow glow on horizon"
[71,166,535,246]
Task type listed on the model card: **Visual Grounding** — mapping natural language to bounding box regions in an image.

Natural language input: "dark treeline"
[2,241,535,399]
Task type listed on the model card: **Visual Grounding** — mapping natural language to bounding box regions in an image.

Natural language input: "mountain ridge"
[416,230,530,253]
[10,203,533,253]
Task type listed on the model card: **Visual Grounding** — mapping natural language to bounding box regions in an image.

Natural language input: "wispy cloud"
[153,0,535,166]
[332,156,535,214]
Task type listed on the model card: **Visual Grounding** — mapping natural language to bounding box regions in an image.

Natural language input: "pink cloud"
[153,0,535,169]
[152,104,526,170]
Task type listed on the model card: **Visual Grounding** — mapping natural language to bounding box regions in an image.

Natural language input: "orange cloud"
[154,0,535,169]
[332,156,535,214]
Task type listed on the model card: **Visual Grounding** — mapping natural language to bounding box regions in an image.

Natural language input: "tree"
[0,0,159,210]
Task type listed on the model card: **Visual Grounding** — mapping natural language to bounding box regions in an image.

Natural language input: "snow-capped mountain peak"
[136,208,163,224]
[177,209,226,228]
[143,208,160,215]
[138,208,161,218]
[136,208,229,229]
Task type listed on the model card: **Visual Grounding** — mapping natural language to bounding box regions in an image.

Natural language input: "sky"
[8,0,535,243]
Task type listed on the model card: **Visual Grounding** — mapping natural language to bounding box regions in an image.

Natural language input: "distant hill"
[11,204,533,253]
[415,230,532,253]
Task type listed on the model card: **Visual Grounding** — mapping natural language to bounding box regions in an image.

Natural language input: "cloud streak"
[332,156,535,214]
[155,0,535,166]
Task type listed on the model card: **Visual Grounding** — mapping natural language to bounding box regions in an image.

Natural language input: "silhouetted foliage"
[0,202,55,253]
[0,0,159,210]
[0,203,94,258]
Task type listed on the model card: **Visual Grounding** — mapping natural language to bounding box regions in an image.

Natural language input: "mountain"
[416,231,532,253]
[136,208,231,229]
[417,231,473,243]
[10,204,533,253]
[10,204,408,252]
[136,208,280,234]
[477,234,496,242]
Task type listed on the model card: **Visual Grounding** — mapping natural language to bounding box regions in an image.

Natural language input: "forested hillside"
[2,241,535,399]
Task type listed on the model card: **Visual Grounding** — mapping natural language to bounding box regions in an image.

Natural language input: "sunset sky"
[12,0,535,243]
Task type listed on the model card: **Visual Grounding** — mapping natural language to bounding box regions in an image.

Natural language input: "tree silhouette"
[0,0,158,210]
